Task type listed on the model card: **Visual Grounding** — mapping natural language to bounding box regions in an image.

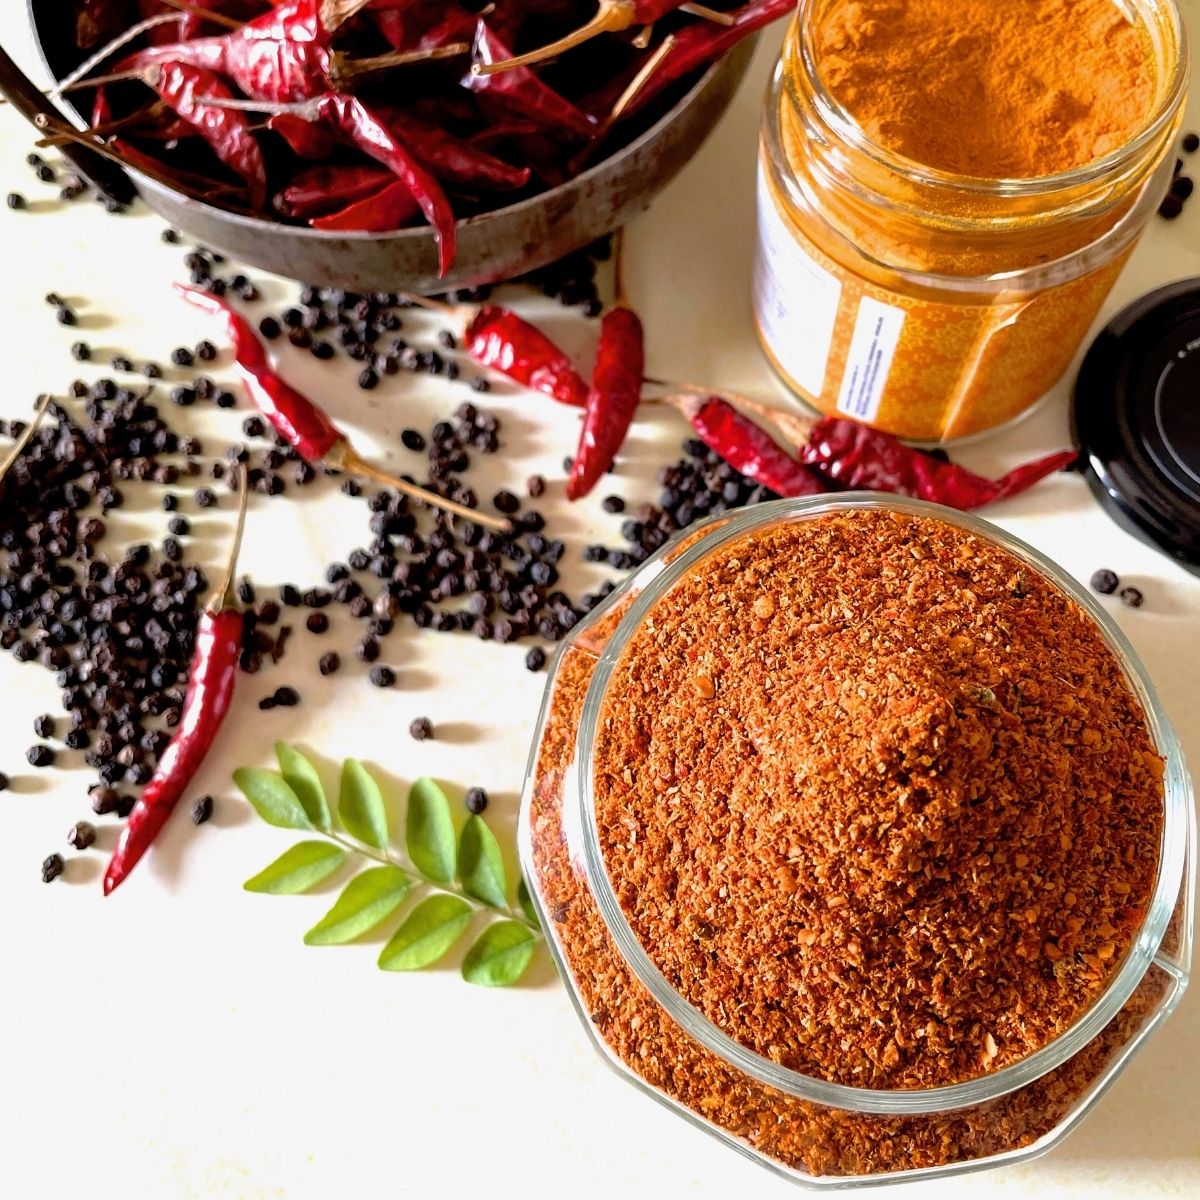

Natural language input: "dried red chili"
[405,295,589,408]
[473,0,709,74]
[674,388,1080,511]
[669,393,826,497]
[567,303,645,499]
[463,18,598,140]
[146,60,268,207]
[797,417,1079,509]
[613,0,797,120]
[310,179,419,230]
[384,110,531,190]
[276,163,395,218]
[103,467,249,895]
[175,285,509,527]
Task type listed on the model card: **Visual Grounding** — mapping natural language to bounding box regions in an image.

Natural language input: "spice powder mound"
[589,510,1164,1090]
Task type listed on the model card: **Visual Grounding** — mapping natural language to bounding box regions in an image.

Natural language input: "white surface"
[0,8,1198,1200]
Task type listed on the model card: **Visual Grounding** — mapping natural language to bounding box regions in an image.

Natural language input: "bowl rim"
[569,494,1193,1115]
[29,5,746,245]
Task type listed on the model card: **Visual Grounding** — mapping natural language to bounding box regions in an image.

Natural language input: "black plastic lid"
[1073,279,1200,576]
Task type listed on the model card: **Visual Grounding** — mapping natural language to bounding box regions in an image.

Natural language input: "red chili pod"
[567,304,645,500]
[310,179,421,231]
[103,469,250,895]
[675,394,825,497]
[799,417,1078,509]
[464,305,589,408]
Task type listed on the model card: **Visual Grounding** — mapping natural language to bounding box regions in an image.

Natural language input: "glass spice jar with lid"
[753,0,1189,443]
[520,496,1194,1186]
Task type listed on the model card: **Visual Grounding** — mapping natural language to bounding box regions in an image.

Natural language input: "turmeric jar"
[753,0,1189,442]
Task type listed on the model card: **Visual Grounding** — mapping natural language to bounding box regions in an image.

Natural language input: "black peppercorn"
[191,795,214,824]
[368,664,395,687]
[67,821,96,850]
[1090,569,1120,595]
[1120,586,1144,608]
[525,646,547,672]
[409,716,433,741]
[42,854,65,883]
[319,651,341,675]
[464,787,488,814]
[26,744,55,768]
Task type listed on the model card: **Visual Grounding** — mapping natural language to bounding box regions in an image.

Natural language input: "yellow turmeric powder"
[815,0,1155,177]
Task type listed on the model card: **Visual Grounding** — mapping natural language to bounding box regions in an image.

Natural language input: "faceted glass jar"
[753,0,1188,443]
[519,496,1194,1188]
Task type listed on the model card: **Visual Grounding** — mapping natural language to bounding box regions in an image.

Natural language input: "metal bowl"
[29,3,757,291]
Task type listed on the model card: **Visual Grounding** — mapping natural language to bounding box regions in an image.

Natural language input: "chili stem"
[210,463,249,611]
[32,116,204,194]
[632,23,655,48]
[331,444,512,533]
[48,13,181,97]
[397,293,460,318]
[0,393,53,485]
[56,69,145,95]
[650,377,817,445]
[323,831,542,933]
[679,3,736,24]
[333,43,472,84]
[610,225,629,308]
[36,101,165,146]
[472,1,631,75]
[607,34,677,126]
[155,0,242,29]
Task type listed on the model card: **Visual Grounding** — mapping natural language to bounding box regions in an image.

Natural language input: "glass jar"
[520,496,1194,1187]
[752,0,1189,443]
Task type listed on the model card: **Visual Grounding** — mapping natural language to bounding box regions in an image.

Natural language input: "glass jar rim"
[573,495,1193,1115]
[794,0,1189,195]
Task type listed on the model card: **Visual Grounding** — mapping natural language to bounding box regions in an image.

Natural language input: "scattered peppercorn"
[70,340,90,361]
[1120,586,1144,608]
[273,686,301,707]
[1184,131,1199,153]
[33,714,56,739]
[26,745,55,768]
[6,192,26,210]
[191,795,214,824]
[464,787,489,814]
[0,772,9,790]
[368,665,395,687]
[525,647,547,672]
[66,821,96,850]
[41,854,65,883]
[1090,569,1120,594]
[409,716,433,740]
[319,651,341,675]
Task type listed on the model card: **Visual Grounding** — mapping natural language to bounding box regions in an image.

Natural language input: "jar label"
[836,295,906,423]
[753,168,841,395]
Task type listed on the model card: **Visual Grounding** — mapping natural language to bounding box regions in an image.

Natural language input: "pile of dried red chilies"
[60,0,795,270]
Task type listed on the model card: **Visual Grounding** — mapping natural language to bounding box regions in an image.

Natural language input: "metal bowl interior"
[28,4,757,291]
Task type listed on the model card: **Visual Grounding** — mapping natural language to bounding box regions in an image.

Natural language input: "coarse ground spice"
[592,511,1164,1088]
[526,509,1174,1178]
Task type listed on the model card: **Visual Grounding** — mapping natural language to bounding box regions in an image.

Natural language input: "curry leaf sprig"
[236,743,542,987]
